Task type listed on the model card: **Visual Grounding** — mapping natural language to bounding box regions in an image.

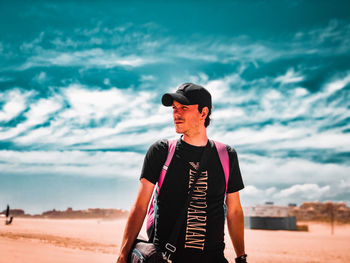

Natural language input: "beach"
[1,217,349,263]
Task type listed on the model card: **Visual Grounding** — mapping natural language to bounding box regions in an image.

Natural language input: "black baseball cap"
[161,83,212,109]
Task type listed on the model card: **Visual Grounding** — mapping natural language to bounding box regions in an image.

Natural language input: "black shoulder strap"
[162,140,211,261]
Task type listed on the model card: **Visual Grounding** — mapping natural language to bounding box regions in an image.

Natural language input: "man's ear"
[201,106,209,119]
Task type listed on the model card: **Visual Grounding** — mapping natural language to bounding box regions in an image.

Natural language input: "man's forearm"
[118,204,148,259]
[227,208,245,257]
[117,178,155,263]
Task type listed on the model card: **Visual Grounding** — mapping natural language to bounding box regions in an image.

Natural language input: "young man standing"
[117,83,247,263]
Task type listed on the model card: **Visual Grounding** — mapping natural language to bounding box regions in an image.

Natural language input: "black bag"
[129,239,166,263]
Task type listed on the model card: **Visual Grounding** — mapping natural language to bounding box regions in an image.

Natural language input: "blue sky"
[0,0,349,214]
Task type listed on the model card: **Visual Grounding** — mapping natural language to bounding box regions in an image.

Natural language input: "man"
[117,83,247,263]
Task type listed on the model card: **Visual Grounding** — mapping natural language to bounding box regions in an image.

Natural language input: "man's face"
[172,100,203,134]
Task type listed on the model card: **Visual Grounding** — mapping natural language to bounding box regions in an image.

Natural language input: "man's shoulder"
[225,144,237,155]
[152,139,170,148]
[146,139,170,155]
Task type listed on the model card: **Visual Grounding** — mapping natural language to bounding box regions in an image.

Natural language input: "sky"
[0,0,349,214]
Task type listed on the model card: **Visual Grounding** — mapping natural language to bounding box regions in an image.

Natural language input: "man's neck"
[182,129,208,147]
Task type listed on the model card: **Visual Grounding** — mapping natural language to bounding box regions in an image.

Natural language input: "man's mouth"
[174,119,184,124]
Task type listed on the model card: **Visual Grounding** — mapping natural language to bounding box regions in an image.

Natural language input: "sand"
[0,217,349,263]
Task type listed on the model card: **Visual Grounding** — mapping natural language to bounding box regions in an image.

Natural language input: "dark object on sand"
[5,204,14,225]
[6,216,13,225]
[296,224,309,231]
[6,205,10,217]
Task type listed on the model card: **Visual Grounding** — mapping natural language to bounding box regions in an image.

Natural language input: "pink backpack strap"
[213,140,229,194]
[146,139,177,234]
[158,139,177,191]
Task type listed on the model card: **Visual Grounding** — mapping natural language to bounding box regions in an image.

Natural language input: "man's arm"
[116,178,155,263]
[226,191,245,258]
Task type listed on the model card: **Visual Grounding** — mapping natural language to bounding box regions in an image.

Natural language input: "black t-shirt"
[140,138,244,263]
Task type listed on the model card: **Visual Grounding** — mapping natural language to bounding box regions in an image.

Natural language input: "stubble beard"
[175,125,185,134]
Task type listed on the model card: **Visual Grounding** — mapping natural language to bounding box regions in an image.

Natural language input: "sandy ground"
[0,217,349,263]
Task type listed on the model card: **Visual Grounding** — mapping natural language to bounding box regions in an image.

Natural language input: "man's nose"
[173,110,182,119]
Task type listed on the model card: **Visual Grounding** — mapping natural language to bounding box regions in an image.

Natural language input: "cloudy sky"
[0,0,349,214]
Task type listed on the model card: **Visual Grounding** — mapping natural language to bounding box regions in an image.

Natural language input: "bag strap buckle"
[165,243,176,253]
[162,243,176,263]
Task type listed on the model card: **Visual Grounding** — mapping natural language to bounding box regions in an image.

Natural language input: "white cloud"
[140,75,156,82]
[207,41,282,63]
[236,153,349,187]
[24,96,62,126]
[12,85,171,148]
[20,48,157,70]
[241,185,262,196]
[57,84,157,124]
[210,125,307,147]
[302,20,348,46]
[10,70,344,156]
[62,84,128,121]
[0,68,348,211]
[211,124,350,153]
[240,183,333,206]
[14,108,172,148]
[19,32,45,52]
[168,45,218,62]
[264,89,282,100]
[11,20,350,75]
[1,12,350,211]
[0,150,144,178]
[165,39,260,63]
[211,108,245,120]
[204,74,248,104]
[0,89,31,122]
[88,126,175,150]
[32,72,49,85]
[193,73,309,124]
[292,20,350,56]
[202,69,349,145]
[103,78,111,85]
[274,184,330,200]
[294,87,309,97]
[275,68,304,84]
[240,185,278,205]
[206,78,233,102]
[161,22,350,65]
[325,73,350,93]
[275,131,350,151]
[0,95,62,140]
[50,37,78,48]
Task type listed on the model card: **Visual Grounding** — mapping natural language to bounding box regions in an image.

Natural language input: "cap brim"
[161,93,191,106]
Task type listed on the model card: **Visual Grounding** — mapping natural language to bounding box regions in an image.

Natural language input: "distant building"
[0,208,25,217]
[292,201,350,223]
[243,203,297,230]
